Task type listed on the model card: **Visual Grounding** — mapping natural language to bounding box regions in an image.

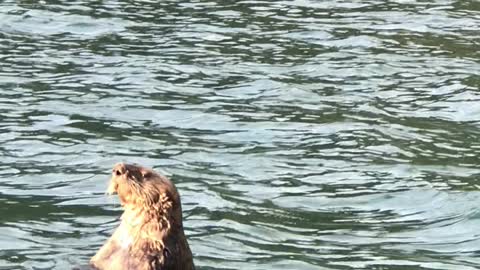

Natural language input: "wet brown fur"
[90,163,194,270]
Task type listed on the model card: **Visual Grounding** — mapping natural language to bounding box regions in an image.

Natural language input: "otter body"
[90,163,194,270]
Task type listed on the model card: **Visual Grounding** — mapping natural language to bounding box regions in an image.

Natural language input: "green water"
[1,1,480,269]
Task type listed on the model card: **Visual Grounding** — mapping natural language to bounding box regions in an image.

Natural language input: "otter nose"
[112,163,126,176]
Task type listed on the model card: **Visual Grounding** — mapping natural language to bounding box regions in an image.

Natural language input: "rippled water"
[1,1,480,269]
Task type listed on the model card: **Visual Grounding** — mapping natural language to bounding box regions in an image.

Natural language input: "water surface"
[1,1,480,269]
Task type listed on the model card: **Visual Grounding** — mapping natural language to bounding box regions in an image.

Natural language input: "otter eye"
[142,172,152,179]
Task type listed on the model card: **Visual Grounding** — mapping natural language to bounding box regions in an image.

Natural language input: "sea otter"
[90,163,194,270]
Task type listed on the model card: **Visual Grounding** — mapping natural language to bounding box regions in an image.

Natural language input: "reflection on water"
[1,0,480,269]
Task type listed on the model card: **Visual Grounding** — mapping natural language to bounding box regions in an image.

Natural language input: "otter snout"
[112,163,127,177]
[108,163,147,195]
[107,163,128,195]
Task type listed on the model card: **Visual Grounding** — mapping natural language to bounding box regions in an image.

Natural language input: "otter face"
[107,163,175,209]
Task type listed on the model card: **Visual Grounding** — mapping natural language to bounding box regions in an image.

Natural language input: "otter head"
[107,163,181,226]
